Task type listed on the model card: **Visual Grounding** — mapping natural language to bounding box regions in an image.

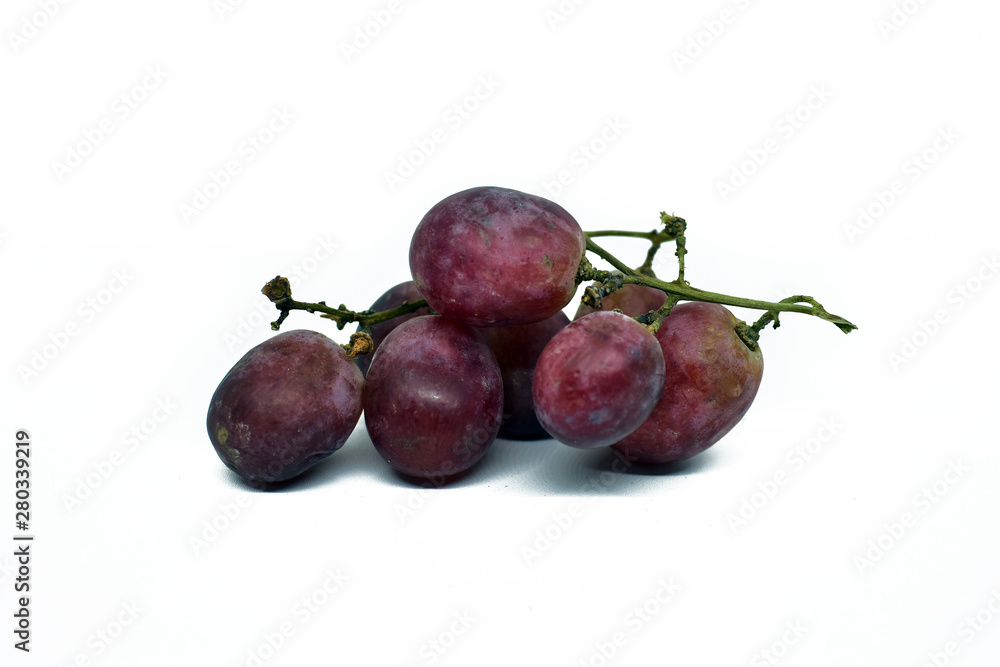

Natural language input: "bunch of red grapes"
[207,186,771,488]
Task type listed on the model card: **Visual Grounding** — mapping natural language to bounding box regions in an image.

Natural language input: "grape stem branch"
[580,237,856,336]
[261,276,428,332]
[260,211,856,344]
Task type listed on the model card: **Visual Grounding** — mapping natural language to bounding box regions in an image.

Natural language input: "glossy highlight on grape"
[363,315,504,483]
[409,186,586,327]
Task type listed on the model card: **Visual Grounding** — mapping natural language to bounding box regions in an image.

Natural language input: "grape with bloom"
[612,302,764,464]
[363,315,503,482]
[532,311,666,449]
[207,185,853,487]
[206,330,364,485]
[409,186,586,327]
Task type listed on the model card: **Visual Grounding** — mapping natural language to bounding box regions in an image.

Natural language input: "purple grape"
[354,280,432,377]
[409,186,586,327]
[532,311,666,448]
[207,330,364,486]
[477,311,569,440]
[363,315,503,483]
[612,302,764,463]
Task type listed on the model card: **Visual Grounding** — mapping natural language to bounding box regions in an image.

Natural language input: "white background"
[2,1,999,665]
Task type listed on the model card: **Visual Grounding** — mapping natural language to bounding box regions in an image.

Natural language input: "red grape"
[354,280,432,376]
[409,186,586,326]
[532,311,666,448]
[363,315,503,483]
[612,302,764,463]
[478,311,569,440]
[206,330,364,486]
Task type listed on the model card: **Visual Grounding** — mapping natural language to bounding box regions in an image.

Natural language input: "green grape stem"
[261,276,428,334]
[580,237,856,337]
[260,212,856,344]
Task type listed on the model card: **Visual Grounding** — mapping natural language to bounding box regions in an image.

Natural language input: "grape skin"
[409,186,586,327]
[478,311,569,440]
[363,315,503,483]
[612,302,764,464]
[532,311,666,449]
[206,330,364,486]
